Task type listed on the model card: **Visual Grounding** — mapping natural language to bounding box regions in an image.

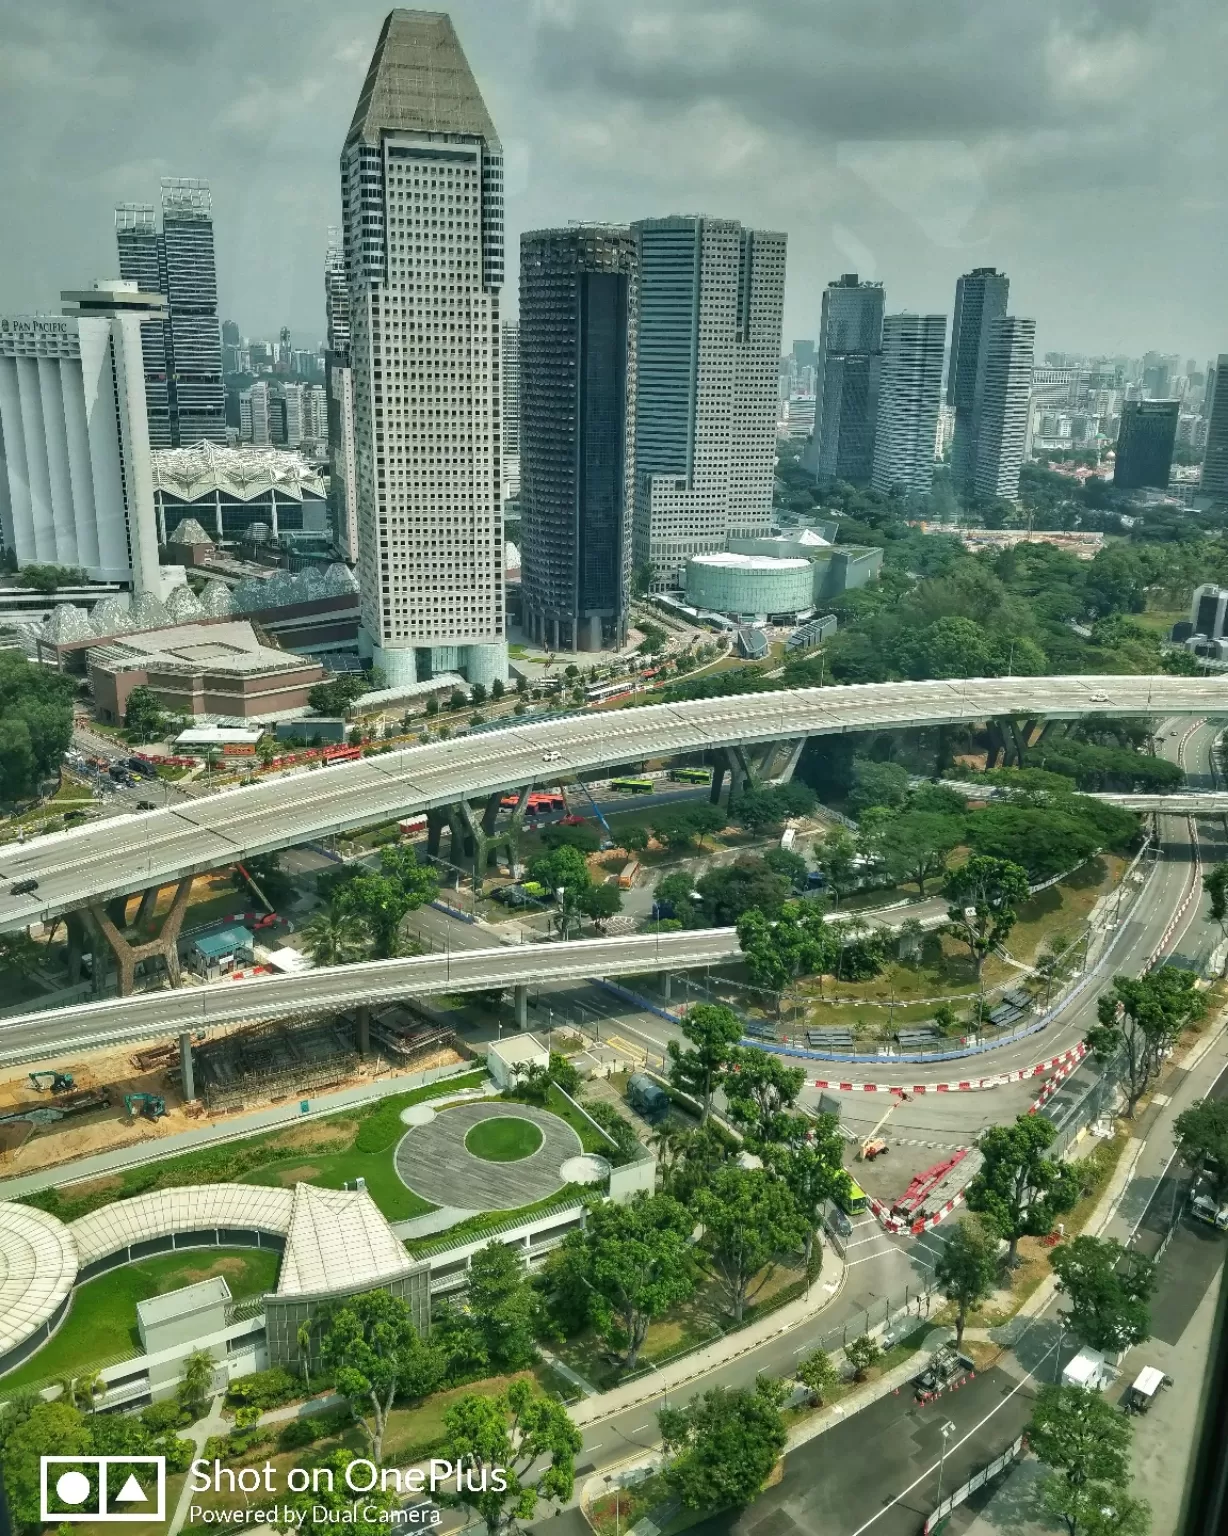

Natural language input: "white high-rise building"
[631,216,786,590]
[324,227,359,559]
[872,313,947,498]
[501,320,520,503]
[972,317,1035,503]
[240,381,270,445]
[341,10,506,686]
[0,281,166,590]
[303,384,329,445]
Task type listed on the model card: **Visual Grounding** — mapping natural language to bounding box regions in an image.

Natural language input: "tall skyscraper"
[1114,400,1179,490]
[115,179,226,448]
[501,320,521,503]
[240,381,270,445]
[631,215,785,590]
[1202,353,1228,504]
[970,316,1035,502]
[341,10,506,686]
[947,266,1009,490]
[871,313,946,498]
[324,228,359,560]
[803,274,884,485]
[0,281,167,590]
[519,227,636,653]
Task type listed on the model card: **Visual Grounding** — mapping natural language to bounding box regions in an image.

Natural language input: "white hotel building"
[0,281,165,591]
[340,10,507,687]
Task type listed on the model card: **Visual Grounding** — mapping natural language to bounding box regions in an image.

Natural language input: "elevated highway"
[0,928,742,1067]
[2,674,1225,933]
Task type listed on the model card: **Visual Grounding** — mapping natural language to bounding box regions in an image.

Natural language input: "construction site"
[0,1004,466,1175]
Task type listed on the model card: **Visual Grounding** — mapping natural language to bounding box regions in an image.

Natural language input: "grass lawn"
[245,1146,436,1221]
[22,1069,487,1225]
[465,1115,544,1161]
[1,1249,280,1391]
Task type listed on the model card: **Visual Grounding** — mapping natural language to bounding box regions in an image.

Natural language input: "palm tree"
[648,1125,685,1192]
[58,1369,105,1411]
[177,1349,216,1415]
[300,904,374,967]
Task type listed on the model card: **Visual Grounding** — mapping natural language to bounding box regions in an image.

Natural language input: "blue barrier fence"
[593,978,682,1025]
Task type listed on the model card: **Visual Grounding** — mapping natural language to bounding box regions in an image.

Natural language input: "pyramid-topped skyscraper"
[341,10,507,688]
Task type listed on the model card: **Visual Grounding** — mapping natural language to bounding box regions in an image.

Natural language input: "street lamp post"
[935,1421,956,1513]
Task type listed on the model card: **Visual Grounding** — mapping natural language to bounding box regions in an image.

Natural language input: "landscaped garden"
[1,1248,280,1391]
[464,1115,544,1161]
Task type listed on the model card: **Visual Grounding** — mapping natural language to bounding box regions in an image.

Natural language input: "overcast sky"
[2,0,1224,360]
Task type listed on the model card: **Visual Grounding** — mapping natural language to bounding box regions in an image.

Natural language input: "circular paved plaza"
[394,1101,582,1210]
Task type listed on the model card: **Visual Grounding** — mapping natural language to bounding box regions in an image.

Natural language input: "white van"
[1062,1346,1112,1392]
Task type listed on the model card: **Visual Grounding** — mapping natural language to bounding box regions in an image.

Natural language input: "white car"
[542,749,561,764]
[1089,692,1110,703]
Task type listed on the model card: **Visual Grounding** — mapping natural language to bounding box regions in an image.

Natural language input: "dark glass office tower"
[803,273,884,485]
[115,179,226,447]
[519,227,637,652]
[1114,400,1179,489]
[948,266,1009,491]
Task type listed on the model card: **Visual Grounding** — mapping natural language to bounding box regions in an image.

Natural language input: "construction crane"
[858,1089,911,1160]
[565,779,615,849]
[124,1093,167,1121]
[29,1071,74,1094]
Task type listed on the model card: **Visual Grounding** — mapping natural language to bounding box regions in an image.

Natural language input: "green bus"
[669,766,712,784]
[835,1177,868,1217]
[610,776,654,793]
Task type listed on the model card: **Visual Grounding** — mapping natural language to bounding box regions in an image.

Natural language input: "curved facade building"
[685,552,813,618]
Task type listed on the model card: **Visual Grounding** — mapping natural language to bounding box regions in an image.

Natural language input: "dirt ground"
[0,1035,465,1177]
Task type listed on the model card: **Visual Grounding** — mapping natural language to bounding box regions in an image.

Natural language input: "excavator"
[29,1072,75,1094]
[857,1089,911,1160]
[124,1092,167,1121]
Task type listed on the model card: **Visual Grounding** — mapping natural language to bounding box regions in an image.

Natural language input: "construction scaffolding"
[191,1017,361,1112]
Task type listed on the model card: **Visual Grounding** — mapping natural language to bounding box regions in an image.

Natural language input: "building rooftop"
[346,9,500,149]
[689,553,810,573]
[488,1033,549,1068]
[137,1275,231,1330]
[192,926,254,960]
[0,1202,78,1360]
[89,620,314,679]
[152,442,325,503]
[276,1181,417,1298]
[69,1184,296,1268]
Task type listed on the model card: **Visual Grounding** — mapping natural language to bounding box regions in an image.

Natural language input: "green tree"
[332,846,438,958]
[796,1346,839,1405]
[124,684,165,742]
[318,1290,441,1461]
[439,1379,582,1534]
[878,811,964,896]
[848,758,911,814]
[696,856,791,924]
[256,734,277,767]
[845,1334,882,1380]
[658,1379,786,1511]
[1028,1383,1132,1490]
[279,1450,401,1536]
[1050,1235,1157,1355]
[933,1216,999,1346]
[696,1165,805,1322]
[1,1400,93,1524]
[724,1049,805,1143]
[577,883,622,923]
[176,1350,215,1415]
[1040,1477,1151,1536]
[1206,862,1228,933]
[466,1241,538,1372]
[541,821,602,855]
[549,1194,696,1369]
[1174,1097,1228,1200]
[763,846,809,889]
[621,824,650,855]
[299,902,374,967]
[528,843,591,897]
[815,827,859,907]
[1087,970,1205,1113]
[943,855,1031,977]
[0,931,42,980]
[57,1368,106,1413]
[764,1110,847,1270]
[965,1114,1079,1265]
[666,1002,743,1121]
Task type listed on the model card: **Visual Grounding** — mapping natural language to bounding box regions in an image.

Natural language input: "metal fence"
[923,1434,1026,1534]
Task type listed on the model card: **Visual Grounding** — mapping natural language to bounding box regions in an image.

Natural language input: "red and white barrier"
[812,1042,1088,1096]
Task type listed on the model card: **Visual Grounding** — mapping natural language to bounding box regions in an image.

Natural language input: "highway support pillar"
[709,763,727,806]
[426,808,447,860]
[179,1031,196,1102]
[772,738,807,785]
[65,910,91,988]
[448,792,520,886]
[505,785,533,879]
[719,745,758,809]
[355,1005,371,1054]
[135,886,160,929]
[514,984,528,1030]
[89,875,194,997]
[661,972,673,1002]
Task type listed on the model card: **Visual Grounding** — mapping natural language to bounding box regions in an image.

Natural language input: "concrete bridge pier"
[426,808,447,859]
[179,1030,196,1101]
[355,1004,371,1054]
[88,875,195,997]
[661,971,673,1002]
[514,984,528,1030]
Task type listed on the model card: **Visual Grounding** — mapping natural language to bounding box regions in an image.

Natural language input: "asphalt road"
[4,675,1224,931]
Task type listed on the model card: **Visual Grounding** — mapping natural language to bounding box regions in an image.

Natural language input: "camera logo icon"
[41,1457,166,1523]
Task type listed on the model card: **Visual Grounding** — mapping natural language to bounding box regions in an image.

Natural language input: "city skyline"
[0,0,1223,361]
